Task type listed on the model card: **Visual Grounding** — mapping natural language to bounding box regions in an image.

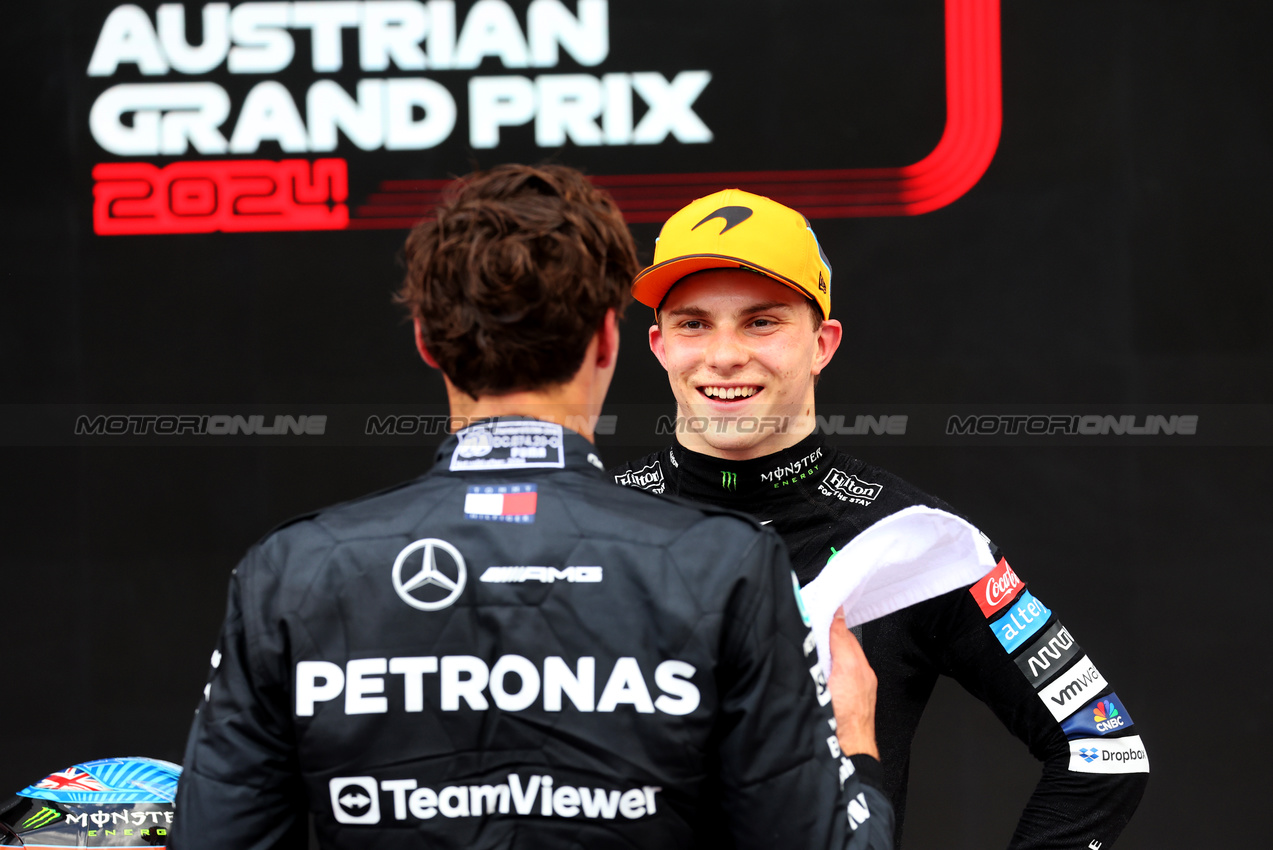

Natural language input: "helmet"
[0,757,180,847]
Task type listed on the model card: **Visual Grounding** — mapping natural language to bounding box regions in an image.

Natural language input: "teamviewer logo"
[330,777,380,825]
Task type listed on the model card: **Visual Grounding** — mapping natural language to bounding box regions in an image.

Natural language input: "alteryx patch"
[988,590,1051,653]
[465,484,538,524]
[1061,693,1134,739]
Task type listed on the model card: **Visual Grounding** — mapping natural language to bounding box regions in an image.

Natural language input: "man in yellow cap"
[628,188,837,459]
[610,189,1149,849]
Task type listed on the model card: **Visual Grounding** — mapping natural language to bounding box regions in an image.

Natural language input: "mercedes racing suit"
[611,431,1148,850]
[172,418,894,850]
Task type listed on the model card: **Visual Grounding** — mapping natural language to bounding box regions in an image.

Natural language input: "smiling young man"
[652,265,839,460]
[610,189,1149,850]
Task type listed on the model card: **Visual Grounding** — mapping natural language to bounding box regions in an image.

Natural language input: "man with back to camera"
[170,165,895,850]
[609,189,1149,849]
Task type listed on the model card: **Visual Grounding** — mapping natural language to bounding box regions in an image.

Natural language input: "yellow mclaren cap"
[632,189,832,318]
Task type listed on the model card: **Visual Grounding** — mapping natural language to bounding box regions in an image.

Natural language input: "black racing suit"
[172,418,894,850]
[611,431,1148,850]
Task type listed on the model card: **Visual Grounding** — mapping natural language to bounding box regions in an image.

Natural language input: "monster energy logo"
[721,471,737,491]
[22,807,61,830]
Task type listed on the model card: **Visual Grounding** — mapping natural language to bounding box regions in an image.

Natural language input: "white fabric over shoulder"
[802,506,998,678]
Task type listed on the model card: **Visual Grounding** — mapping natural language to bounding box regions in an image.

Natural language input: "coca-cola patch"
[970,558,1024,618]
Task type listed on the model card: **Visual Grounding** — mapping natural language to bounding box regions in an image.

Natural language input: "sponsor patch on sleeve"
[838,755,856,787]
[1014,621,1081,689]
[1036,654,1107,721]
[1067,735,1150,774]
[969,557,1024,618]
[464,484,538,523]
[846,792,871,830]
[1061,693,1134,738]
[988,590,1051,653]
[809,662,831,706]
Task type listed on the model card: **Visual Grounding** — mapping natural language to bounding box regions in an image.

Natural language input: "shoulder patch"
[614,459,665,493]
[969,557,1024,618]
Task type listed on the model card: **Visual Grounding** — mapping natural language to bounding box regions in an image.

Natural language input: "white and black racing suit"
[172,418,894,850]
[611,431,1148,850]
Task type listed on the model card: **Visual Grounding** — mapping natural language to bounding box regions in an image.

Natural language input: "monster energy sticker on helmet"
[21,806,63,830]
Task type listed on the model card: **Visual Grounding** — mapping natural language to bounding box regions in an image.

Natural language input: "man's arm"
[933,555,1148,850]
[171,550,307,850]
[713,528,894,850]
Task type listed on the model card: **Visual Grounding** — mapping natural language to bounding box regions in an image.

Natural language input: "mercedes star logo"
[392,538,467,611]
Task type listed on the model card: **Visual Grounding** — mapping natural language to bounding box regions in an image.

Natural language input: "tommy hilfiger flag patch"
[464,484,538,524]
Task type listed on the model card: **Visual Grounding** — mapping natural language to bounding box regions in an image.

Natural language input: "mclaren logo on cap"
[692,205,753,234]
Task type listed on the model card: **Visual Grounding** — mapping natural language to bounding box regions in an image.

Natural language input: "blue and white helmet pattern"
[18,758,179,806]
[2,757,181,848]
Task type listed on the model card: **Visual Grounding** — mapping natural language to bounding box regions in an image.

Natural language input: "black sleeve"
[925,559,1148,850]
[714,528,895,850]
[171,549,308,850]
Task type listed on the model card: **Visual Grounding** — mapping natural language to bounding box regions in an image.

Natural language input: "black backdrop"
[4,2,1272,847]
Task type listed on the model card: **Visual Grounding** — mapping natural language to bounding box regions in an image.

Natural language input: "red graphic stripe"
[352,0,1001,227]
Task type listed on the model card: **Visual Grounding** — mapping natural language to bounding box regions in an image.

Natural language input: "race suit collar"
[433,416,606,477]
[670,429,830,500]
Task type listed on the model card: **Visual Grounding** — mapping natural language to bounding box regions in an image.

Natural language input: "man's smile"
[698,385,762,401]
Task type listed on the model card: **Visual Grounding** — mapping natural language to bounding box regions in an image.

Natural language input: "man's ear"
[595,308,620,369]
[649,317,669,370]
[812,318,843,376]
[413,317,441,370]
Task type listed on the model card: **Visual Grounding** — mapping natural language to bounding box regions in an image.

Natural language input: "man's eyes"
[676,317,779,330]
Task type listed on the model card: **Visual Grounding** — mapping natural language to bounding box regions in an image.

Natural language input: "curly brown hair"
[397,164,638,398]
